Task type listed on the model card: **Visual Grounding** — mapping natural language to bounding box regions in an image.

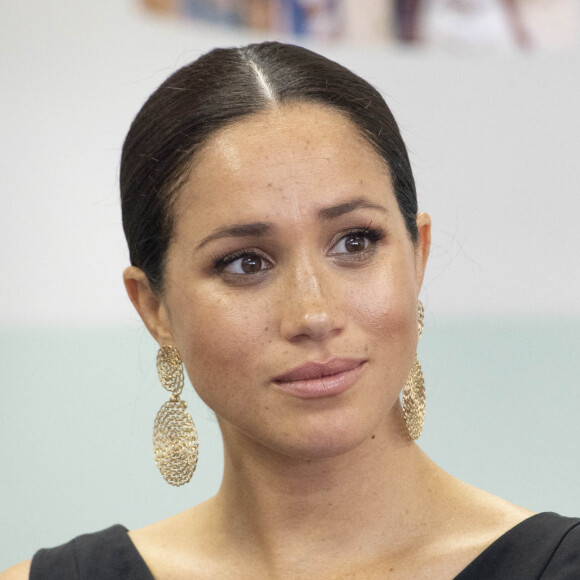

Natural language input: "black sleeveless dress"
[29,512,580,579]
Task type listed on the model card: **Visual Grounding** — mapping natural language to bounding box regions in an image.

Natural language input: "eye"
[217,250,273,275]
[332,233,371,254]
[329,227,385,261]
[330,225,386,259]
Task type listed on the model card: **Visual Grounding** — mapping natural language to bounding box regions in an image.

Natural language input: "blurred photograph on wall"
[141,0,577,50]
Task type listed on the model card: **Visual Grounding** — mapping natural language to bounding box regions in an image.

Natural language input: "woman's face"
[134,103,430,459]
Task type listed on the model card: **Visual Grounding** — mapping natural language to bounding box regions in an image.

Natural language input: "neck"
[210,410,446,571]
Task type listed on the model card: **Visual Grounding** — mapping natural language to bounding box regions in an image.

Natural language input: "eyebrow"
[195,197,388,250]
[196,222,273,250]
[317,197,389,220]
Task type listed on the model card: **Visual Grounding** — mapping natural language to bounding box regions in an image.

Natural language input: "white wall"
[1,1,579,326]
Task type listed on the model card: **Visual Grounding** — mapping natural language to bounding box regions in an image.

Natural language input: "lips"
[274,358,365,382]
[272,357,366,399]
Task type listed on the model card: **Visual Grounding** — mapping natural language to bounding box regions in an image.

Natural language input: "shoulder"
[0,560,32,580]
[7,525,154,580]
[127,502,230,578]
[128,510,206,577]
[529,513,580,576]
[432,473,536,549]
[422,473,536,575]
[456,512,580,579]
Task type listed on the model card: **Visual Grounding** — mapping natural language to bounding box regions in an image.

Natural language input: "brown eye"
[221,252,272,275]
[343,234,368,253]
[328,229,382,263]
[240,255,262,273]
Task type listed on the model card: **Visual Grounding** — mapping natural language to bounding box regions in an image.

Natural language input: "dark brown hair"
[120,42,417,294]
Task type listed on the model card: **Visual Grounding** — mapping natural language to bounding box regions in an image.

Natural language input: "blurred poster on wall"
[140,0,577,50]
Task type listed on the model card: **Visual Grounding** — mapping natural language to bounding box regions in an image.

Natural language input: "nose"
[279,259,345,344]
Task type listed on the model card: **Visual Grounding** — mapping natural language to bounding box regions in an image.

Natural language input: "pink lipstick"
[272,357,366,399]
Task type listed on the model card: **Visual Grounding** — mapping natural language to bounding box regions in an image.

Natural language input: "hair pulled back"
[120,41,417,294]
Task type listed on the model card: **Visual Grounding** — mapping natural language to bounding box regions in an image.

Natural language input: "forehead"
[176,103,393,225]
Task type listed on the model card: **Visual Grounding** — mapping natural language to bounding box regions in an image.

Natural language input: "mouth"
[272,357,367,399]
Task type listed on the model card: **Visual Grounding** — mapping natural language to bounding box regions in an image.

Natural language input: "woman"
[3,41,579,579]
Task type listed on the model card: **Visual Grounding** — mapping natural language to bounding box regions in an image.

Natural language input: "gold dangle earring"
[402,300,426,440]
[153,345,199,486]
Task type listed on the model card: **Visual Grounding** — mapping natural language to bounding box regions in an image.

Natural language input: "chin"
[263,412,379,461]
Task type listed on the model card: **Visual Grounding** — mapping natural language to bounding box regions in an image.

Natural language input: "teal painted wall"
[1,319,578,569]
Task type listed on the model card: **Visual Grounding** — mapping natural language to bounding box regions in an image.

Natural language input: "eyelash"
[332,225,385,254]
[212,248,271,273]
[212,225,386,276]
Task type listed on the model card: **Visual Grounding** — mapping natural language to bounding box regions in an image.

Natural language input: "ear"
[414,212,431,291]
[123,266,174,346]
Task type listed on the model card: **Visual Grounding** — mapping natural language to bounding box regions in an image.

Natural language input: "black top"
[30,512,580,579]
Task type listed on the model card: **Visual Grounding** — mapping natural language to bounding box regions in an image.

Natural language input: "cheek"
[348,260,417,348]
[167,285,273,399]
[347,269,418,407]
